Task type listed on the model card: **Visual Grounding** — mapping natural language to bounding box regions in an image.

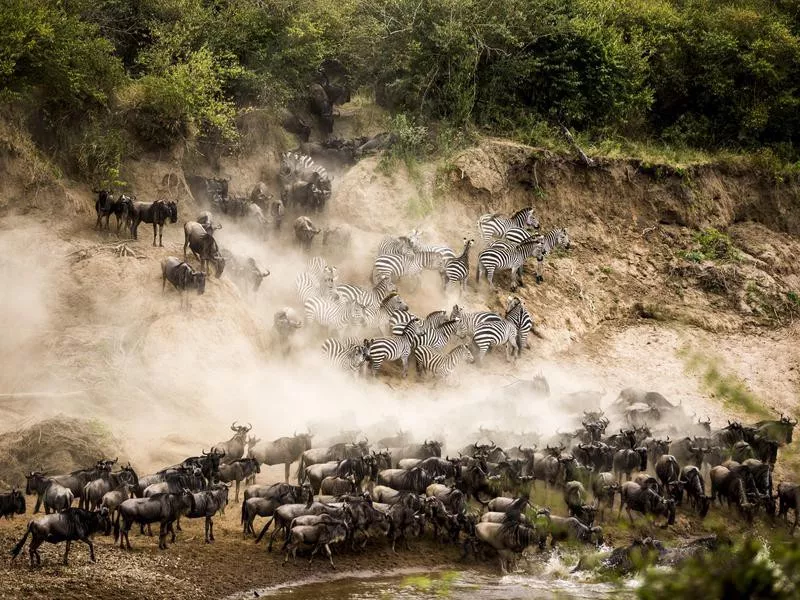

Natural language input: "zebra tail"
[476,261,481,282]
[10,523,32,558]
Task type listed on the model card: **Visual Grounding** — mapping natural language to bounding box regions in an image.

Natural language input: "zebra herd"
[282,203,568,379]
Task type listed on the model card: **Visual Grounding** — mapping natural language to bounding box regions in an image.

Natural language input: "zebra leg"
[536,258,543,283]
[401,355,410,378]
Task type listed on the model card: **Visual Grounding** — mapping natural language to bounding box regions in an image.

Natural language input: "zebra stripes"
[461,318,519,364]
[304,297,366,329]
[366,319,422,377]
[322,337,370,372]
[450,305,503,337]
[414,345,473,378]
[335,276,395,307]
[529,227,570,282]
[372,250,445,284]
[502,228,541,246]
[280,152,329,184]
[505,296,533,351]
[413,318,460,350]
[389,308,420,336]
[441,238,474,292]
[477,207,539,242]
[377,230,421,256]
[476,237,543,289]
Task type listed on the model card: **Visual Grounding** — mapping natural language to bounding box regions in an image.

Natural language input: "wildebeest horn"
[231,421,239,431]
[246,423,252,432]
[202,449,209,455]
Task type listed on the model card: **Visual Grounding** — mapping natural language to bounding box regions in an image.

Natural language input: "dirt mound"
[0,416,123,488]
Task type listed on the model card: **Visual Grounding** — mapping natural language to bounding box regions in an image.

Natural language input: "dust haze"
[0,155,715,477]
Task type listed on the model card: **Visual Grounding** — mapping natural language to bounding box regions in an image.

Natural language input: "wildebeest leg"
[152,222,157,246]
[324,543,335,569]
[84,536,95,562]
[33,495,41,514]
[205,516,211,543]
[62,540,71,565]
[176,515,182,532]
[626,507,635,525]
[284,462,290,483]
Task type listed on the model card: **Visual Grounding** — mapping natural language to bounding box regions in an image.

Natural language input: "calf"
[11,507,111,566]
[778,482,800,531]
[25,472,74,514]
[218,458,260,502]
[543,515,603,547]
[284,519,349,569]
[184,486,229,543]
[619,481,676,527]
[591,472,619,521]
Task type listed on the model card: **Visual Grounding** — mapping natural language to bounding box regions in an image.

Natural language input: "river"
[227,567,635,599]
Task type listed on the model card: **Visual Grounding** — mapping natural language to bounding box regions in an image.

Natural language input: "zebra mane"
[380,291,400,306]
[510,207,532,219]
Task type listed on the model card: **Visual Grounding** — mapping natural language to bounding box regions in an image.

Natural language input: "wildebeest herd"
[5,396,800,572]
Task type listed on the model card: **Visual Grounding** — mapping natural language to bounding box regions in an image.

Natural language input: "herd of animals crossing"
[4,404,800,572]
[93,146,570,378]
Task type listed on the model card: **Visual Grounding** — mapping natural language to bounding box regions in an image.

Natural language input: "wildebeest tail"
[113,510,121,542]
[10,522,32,558]
[254,516,275,543]
[297,454,308,484]
[240,499,247,525]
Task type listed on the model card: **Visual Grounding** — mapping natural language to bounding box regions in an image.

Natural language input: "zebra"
[366,319,422,377]
[335,275,395,308]
[304,297,366,330]
[458,318,519,364]
[414,345,474,379]
[475,237,545,289]
[529,227,571,282]
[412,318,461,350]
[295,265,339,304]
[377,230,422,256]
[501,228,542,246]
[421,310,450,332]
[280,151,329,185]
[505,296,533,351]
[417,243,456,262]
[322,338,371,372]
[372,250,445,285]
[377,292,409,332]
[450,305,503,337]
[477,207,539,242]
[441,238,474,292]
[389,308,421,336]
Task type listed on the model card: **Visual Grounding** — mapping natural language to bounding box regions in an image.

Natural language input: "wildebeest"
[320,475,358,496]
[183,221,225,276]
[196,211,221,234]
[298,441,369,483]
[377,468,436,494]
[387,440,443,466]
[241,483,311,537]
[284,518,349,568]
[82,464,139,511]
[24,472,75,514]
[613,448,647,482]
[11,507,111,566]
[752,415,796,445]
[304,461,340,494]
[710,465,756,521]
[280,109,311,142]
[619,482,676,526]
[680,466,710,517]
[183,486,229,543]
[655,455,682,500]
[592,472,619,521]
[542,514,603,547]
[1,489,26,519]
[218,458,260,502]
[308,82,334,136]
[220,250,270,294]
[130,199,177,246]
[258,501,344,552]
[294,216,322,250]
[161,257,206,307]
[322,225,352,253]
[668,437,706,467]
[212,422,252,465]
[425,483,466,515]
[95,191,135,234]
[474,521,542,572]
[249,433,314,482]
[100,484,133,523]
[777,482,800,530]
[115,491,196,550]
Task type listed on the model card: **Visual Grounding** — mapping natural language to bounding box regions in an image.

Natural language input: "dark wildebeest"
[24,472,75,514]
[82,464,139,511]
[298,441,369,483]
[613,448,647,482]
[778,482,800,531]
[284,518,349,569]
[619,482,676,527]
[212,422,253,465]
[474,521,543,572]
[752,415,796,446]
[25,463,110,513]
[592,472,619,521]
[320,475,358,496]
[161,257,206,308]
[184,485,229,543]
[183,221,225,277]
[377,468,436,494]
[258,501,345,552]
[130,199,177,246]
[655,455,683,502]
[680,465,710,517]
[1,489,26,519]
[387,440,442,467]
[249,434,314,483]
[95,190,135,234]
[249,181,272,207]
[425,483,466,515]
[710,465,756,521]
[218,458,260,502]
[115,491,196,550]
[294,216,321,250]
[100,483,133,523]
[280,109,311,142]
[241,483,311,537]
[11,507,111,566]
[308,82,334,136]
[542,514,603,548]
[668,437,706,467]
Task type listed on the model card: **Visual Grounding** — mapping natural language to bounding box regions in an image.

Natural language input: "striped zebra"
[322,337,371,373]
[529,227,571,282]
[296,265,338,303]
[280,151,329,185]
[377,292,409,332]
[335,275,395,308]
[477,207,539,242]
[417,243,455,262]
[413,318,460,350]
[421,310,450,331]
[475,237,545,289]
[366,319,422,377]
[414,345,474,378]
[505,296,533,350]
[372,250,445,284]
[441,238,474,292]
[304,297,366,330]
[501,228,542,246]
[458,318,519,364]
[389,308,420,336]
[450,304,503,336]
[377,230,422,256]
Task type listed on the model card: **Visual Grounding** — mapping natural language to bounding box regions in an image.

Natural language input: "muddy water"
[230,569,632,599]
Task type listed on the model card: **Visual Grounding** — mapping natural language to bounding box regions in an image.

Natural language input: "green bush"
[680,228,740,262]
